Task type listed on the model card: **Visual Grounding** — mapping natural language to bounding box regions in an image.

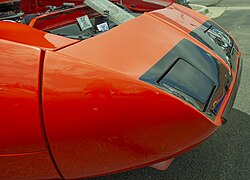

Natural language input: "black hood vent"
[140,39,232,120]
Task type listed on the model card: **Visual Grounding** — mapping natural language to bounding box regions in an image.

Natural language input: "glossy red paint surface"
[43,51,217,179]
[0,21,77,49]
[58,13,185,78]
[0,39,61,179]
[150,4,208,34]
[0,39,45,154]
[58,8,229,81]
[0,2,241,179]
[43,6,240,178]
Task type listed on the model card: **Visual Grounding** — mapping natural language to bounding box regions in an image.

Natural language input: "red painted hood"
[57,4,210,80]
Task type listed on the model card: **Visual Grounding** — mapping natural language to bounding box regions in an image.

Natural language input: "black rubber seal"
[222,58,243,121]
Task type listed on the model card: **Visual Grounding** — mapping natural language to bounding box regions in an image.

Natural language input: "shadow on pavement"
[89,108,250,180]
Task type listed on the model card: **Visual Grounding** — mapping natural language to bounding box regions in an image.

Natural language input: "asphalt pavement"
[190,0,250,7]
[89,1,250,179]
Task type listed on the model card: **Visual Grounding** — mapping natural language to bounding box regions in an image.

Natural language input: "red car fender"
[0,38,61,179]
[42,50,218,178]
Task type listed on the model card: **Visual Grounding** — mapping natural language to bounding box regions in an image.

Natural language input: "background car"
[20,0,173,14]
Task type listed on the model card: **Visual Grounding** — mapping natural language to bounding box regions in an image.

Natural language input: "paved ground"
[190,0,250,7]
[89,1,250,180]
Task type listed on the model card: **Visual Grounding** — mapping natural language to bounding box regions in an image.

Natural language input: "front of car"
[0,0,242,179]
[145,4,242,125]
[40,1,242,178]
